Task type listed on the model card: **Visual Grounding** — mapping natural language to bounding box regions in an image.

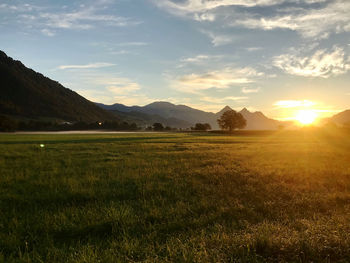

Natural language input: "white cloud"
[117,42,149,46]
[242,86,260,93]
[154,1,348,40]
[73,75,155,105]
[179,54,223,65]
[38,8,141,30]
[0,3,41,12]
[194,12,215,21]
[153,0,286,17]
[171,67,264,92]
[58,62,116,70]
[245,47,263,52]
[200,96,248,104]
[181,55,210,63]
[274,100,316,108]
[109,50,132,55]
[6,3,142,34]
[176,54,225,69]
[41,28,55,37]
[105,80,141,96]
[273,46,350,78]
[234,1,350,39]
[202,30,235,46]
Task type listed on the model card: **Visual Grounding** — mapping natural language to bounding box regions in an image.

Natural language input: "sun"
[295,110,318,125]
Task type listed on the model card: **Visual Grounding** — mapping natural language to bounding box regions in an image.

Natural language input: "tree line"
[0,116,140,132]
[0,109,248,132]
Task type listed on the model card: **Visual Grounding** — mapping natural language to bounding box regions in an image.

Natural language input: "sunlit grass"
[0,130,350,262]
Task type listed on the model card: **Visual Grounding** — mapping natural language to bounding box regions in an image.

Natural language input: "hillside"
[0,50,117,123]
[329,110,350,126]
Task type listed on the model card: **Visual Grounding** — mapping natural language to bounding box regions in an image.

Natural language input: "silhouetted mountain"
[0,50,117,123]
[98,101,217,129]
[96,102,192,128]
[215,106,233,118]
[98,102,287,130]
[215,106,284,130]
[95,103,142,113]
[328,110,350,126]
[142,102,217,125]
[238,107,282,130]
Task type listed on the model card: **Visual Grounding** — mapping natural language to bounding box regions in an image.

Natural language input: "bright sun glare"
[295,110,318,125]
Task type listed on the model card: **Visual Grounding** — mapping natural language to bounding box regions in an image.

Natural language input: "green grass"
[1,130,350,262]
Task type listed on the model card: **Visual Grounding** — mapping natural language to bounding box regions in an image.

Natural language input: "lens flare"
[295,110,318,125]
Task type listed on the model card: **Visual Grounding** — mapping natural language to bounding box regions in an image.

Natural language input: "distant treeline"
[0,115,140,132]
[0,115,218,133]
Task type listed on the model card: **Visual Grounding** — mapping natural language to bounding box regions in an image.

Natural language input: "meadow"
[1,130,350,262]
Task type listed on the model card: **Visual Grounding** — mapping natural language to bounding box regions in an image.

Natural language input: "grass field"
[1,130,350,262]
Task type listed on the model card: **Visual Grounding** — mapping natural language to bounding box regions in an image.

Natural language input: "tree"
[217,110,246,132]
[152,122,164,131]
[193,123,211,131]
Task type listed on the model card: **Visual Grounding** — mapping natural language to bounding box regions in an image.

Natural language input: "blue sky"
[1,0,349,120]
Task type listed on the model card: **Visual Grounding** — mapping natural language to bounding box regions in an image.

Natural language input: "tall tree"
[217,110,246,132]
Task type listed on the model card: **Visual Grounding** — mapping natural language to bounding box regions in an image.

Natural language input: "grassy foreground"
[1,131,350,262]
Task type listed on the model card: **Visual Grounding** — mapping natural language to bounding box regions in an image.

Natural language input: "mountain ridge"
[0,50,117,123]
[325,110,350,126]
[97,101,290,130]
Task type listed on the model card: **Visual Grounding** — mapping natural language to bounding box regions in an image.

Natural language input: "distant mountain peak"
[240,107,250,114]
[148,101,173,106]
[217,106,233,115]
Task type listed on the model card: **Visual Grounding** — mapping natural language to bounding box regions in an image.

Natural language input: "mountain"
[141,102,217,125]
[328,110,350,126]
[238,107,283,130]
[97,101,216,128]
[96,102,192,128]
[215,106,233,118]
[0,50,117,123]
[98,102,287,130]
[215,106,284,130]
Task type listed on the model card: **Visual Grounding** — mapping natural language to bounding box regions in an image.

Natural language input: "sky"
[1,0,349,120]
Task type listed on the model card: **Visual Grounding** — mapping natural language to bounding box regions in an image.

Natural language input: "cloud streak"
[3,3,142,35]
[200,96,248,104]
[234,1,350,39]
[242,87,260,93]
[274,100,316,108]
[58,63,116,70]
[154,0,349,39]
[154,0,286,16]
[38,7,141,30]
[171,67,264,93]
